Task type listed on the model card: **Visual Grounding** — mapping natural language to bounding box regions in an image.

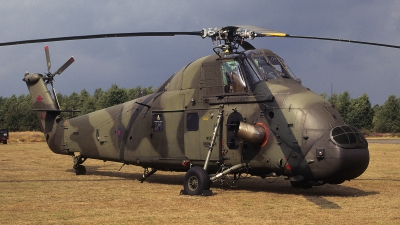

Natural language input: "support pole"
[203,110,223,171]
[210,163,247,182]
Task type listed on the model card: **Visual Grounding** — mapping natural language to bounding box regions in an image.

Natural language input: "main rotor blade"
[44,45,51,72]
[2,24,399,50]
[232,25,400,49]
[0,31,202,47]
[283,35,400,49]
[54,57,74,75]
[231,25,287,37]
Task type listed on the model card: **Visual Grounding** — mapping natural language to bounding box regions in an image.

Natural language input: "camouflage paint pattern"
[24,48,369,185]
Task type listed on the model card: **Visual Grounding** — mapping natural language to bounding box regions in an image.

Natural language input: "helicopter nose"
[326,145,369,184]
[326,126,369,183]
[303,125,369,184]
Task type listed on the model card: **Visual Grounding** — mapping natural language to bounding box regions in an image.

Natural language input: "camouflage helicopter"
[3,25,397,195]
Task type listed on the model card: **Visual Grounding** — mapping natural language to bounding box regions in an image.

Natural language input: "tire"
[183,166,210,195]
[3,140,6,144]
[75,165,86,175]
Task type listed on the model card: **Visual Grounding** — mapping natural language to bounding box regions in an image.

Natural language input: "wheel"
[75,165,86,175]
[183,166,210,195]
[3,140,6,144]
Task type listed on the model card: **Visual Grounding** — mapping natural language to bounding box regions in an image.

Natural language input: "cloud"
[1,1,400,105]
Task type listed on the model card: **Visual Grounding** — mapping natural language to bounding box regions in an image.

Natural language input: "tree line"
[0,84,153,131]
[0,86,399,134]
[320,92,400,134]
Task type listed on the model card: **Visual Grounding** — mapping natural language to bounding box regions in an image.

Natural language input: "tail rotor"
[43,46,74,109]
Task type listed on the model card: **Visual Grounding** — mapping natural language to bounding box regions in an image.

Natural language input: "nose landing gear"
[72,154,87,175]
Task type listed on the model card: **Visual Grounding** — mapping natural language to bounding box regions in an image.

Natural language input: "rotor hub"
[202,27,257,54]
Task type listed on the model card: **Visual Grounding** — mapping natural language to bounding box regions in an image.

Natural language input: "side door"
[184,108,221,163]
[184,62,223,163]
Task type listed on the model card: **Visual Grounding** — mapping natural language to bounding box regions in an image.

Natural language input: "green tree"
[126,86,154,100]
[346,94,374,129]
[79,89,96,115]
[0,84,153,131]
[373,95,400,133]
[320,92,328,100]
[92,88,106,110]
[336,91,351,122]
[0,97,5,127]
[20,95,40,131]
[60,92,80,119]
[3,95,19,131]
[104,84,128,108]
[327,92,339,106]
[126,86,143,100]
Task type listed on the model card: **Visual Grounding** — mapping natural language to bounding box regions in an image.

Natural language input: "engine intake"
[236,122,269,146]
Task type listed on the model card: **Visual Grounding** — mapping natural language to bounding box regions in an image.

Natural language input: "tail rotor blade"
[44,46,51,72]
[54,56,74,75]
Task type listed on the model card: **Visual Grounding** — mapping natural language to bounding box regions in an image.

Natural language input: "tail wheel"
[183,166,210,195]
[75,165,86,175]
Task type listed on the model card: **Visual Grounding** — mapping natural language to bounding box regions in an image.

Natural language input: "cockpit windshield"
[267,56,292,78]
[252,56,278,79]
[251,55,294,79]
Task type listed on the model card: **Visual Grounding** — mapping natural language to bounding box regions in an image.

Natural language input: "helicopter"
[3,25,397,195]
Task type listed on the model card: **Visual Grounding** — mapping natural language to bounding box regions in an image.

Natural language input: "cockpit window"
[267,56,293,78]
[243,58,262,84]
[267,56,286,77]
[252,56,279,79]
[252,55,295,79]
[221,60,247,93]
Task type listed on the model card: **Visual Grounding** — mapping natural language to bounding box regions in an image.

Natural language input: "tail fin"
[23,72,60,132]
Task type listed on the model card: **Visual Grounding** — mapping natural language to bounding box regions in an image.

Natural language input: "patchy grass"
[0,142,399,224]
[8,131,45,143]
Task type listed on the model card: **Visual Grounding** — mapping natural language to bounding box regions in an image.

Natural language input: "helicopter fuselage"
[25,48,369,188]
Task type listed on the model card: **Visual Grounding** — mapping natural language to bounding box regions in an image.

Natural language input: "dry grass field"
[6,131,45,143]
[0,138,399,224]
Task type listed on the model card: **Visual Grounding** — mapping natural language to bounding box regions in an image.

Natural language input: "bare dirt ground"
[0,142,399,224]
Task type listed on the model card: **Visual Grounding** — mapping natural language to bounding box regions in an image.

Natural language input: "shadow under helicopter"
[68,166,379,209]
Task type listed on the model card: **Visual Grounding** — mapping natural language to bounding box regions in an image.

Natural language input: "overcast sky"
[1,1,400,105]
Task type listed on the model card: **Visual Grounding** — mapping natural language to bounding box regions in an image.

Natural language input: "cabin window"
[186,113,199,131]
[252,56,278,79]
[221,60,247,93]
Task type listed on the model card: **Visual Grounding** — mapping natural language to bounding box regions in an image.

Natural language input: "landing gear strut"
[139,168,157,183]
[72,154,87,175]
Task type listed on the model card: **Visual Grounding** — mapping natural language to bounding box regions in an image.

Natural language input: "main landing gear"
[181,110,222,196]
[72,154,87,175]
[181,166,212,196]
